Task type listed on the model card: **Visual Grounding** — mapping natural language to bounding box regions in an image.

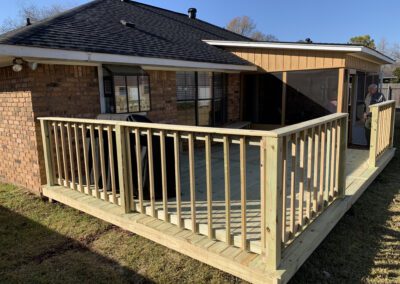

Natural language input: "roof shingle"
[0,0,252,66]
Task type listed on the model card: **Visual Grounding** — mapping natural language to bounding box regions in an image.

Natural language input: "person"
[364,84,386,146]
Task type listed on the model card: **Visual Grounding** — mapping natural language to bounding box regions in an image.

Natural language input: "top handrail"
[369,100,396,109]
[273,113,348,137]
[38,117,276,138]
[38,112,350,139]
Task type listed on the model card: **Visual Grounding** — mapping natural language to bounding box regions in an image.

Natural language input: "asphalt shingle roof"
[0,0,253,66]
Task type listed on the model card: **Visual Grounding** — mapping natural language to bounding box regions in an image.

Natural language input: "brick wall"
[146,70,178,124]
[0,64,100,193]
[227,73,241,122]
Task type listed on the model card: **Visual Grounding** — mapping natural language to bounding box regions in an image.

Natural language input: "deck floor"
[138,148,371,253]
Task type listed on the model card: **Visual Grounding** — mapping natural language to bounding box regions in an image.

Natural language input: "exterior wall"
[0,64,100,193]
[146,71,242,125]
[227,47,347,72]
[226,73,241,122]
[227,47,382,73]
[146,70,178,124]
[345,55,381,73]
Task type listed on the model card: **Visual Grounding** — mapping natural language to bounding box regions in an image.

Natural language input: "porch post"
[368,106,379,168]
[40,119,55,187]
[281,72,287,126]
[263,135,283,269]
[115,124,131,213]
[337,68,346,113]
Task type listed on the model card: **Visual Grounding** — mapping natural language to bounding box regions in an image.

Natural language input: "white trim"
[203,40,395,64]
[0,44,257,71]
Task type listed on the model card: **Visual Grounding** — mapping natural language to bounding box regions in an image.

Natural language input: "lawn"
[0,125,399,283]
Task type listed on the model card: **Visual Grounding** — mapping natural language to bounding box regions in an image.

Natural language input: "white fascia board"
[204,40,395,64]
[0,44,257,71]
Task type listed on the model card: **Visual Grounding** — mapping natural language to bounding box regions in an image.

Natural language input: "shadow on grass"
[0,205,154,284]
[290,126,400,283]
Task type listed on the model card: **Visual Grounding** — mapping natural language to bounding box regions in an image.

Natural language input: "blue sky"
[1,0,399,45]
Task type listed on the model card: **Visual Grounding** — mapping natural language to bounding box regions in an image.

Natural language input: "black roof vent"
[188,8,197,19]
[305,38,313,43]
[26,18,32,26]
[120,20,135,28]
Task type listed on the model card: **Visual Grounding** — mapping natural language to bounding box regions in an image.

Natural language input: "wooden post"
[264,136,283,270]
[389,102,396,148]
[115,124,130,213]
[40,120,55,186]
[281,72,287,126]
[336,68,346,113]
[369,106,379,168]
[337,116,348,198]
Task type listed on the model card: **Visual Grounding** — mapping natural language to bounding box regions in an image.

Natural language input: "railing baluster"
[73,123,83,192]
[223,136,231,245]
[188,133,197,233]
[147,129,156,217]
[53,123,62,184]
[81,124,91,196]
[240,137,247,250]
[289,134,296,235]
[306,128,313,220]
[89,124,99,198]
[60,123,69,188]
[125,128,134,210]
[205,134,213,239]
[160,130,169,222]
[329,121,337,198]
[66,123,76,190]
[281,136,287,243]
[324,123,331,206]
[173,132,182,228]
[299,131,305,227]
[135,129,144,213]
[312,126,320,214]
[98,126,108,201]
[107,126,117,204]
[319,124,326,209]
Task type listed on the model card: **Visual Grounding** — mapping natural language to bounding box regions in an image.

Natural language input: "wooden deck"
[42,148,395,284]
[39,101,396,284]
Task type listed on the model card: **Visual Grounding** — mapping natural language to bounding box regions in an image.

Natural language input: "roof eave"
[0,44,257,72]
[203,40,396,65]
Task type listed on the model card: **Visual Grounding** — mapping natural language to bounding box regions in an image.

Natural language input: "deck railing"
[369,100,396,167]
[39,113,348,270]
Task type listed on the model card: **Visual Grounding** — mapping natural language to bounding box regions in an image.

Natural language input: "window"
[103,65,151,114]
[285,69,339,124]
[176,71,227,126]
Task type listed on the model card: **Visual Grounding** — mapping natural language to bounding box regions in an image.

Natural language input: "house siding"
[0,64,100,193]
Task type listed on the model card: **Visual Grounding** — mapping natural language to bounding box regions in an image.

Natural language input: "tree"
[0,3,67,34]
[349,35,376,49]
[226,16,278,41]
[393,67,400,82]
[251,31,278,42]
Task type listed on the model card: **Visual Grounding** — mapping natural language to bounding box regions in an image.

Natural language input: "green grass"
[0,126,399,283]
